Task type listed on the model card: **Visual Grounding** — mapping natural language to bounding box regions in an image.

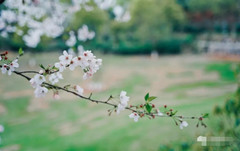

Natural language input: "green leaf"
[148,96,157,102]
[39,64,45,70]
[171,110,178,116]
[202,113,209,118]
[145,103,152,113]
[52,66,58,70]
[63,84,71,90]
[145,93,149,101]
[18,48,24,56]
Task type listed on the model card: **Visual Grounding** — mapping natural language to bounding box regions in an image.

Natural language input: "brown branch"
[18,71,39,74]
[0,67,203,120]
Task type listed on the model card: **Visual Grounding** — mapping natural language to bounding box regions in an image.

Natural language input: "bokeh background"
[0,0,240,151]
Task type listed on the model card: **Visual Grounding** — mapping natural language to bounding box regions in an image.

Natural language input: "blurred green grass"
[0,53,237,151]
[205,63,235,82]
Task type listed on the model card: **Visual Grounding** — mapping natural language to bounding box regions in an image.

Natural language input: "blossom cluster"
[30,74,48,98]
[0,0,100,48]
[55,50,102,80]
[26,49,101,97]
[0,0,66,47]
[0,51,19,75]
[0,49,101,99]
[66,25,96,48]
[0,0,131,48]
[65,25,95,58]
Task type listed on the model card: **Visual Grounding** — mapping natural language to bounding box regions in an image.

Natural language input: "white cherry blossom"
[78,25,95,41]
[8,59,19,75]
[77,56,89,69]
[54,62,66,72]
[69,58,78,71]
[56,72,63,79]
[59,50,73,65]
[83,50,95,60]
[96,59,102,66]
[156,109,163,116]
[39,70,44,74]
[179,121,188,129]
[66,31,76,47]
[74,85,84,95]
[23,29,42,48]
[120,91,129,105]
[116,104,125,114]
[129,112,140,122]
[30,74,46,88]
[117,91,130,114]
[34,86,48,98]
[49,72,63,84]
[30,78,38,88]
[1,64,8,74]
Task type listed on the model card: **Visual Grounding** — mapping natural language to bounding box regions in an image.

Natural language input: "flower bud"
[53,93,60,100]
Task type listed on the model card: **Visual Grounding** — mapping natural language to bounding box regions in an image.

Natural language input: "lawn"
[0,52,237,151]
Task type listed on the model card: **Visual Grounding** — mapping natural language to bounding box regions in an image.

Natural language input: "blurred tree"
[183,0,240,52]
[106,0,187,54]
[211,64,240,149]
[185,0,240,34]
[69,6,108,32]
[129,0,185,48]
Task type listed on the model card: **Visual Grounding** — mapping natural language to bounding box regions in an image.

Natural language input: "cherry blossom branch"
[18,70,59,75]
[12,69,202,120]
[0,50,208,129]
